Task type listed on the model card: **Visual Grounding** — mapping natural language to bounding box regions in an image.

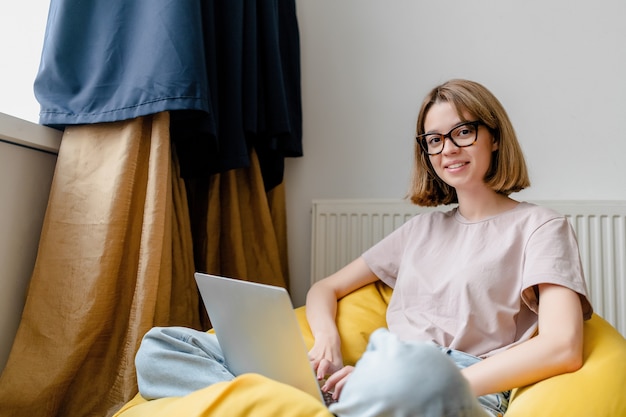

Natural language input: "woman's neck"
[456,188,518,221]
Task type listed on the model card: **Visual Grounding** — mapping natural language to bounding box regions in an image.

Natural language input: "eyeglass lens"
[420,122,478,155]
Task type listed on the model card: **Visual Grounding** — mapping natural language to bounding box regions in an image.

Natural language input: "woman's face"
[423,101,498,193]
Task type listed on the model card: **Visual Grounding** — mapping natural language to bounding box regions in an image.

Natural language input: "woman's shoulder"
[515,201,568,223]
[504,202,577,242]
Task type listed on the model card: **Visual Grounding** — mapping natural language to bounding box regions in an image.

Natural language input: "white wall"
[286,0,626,305]
[3,1,625,307]
[0,1,48,123]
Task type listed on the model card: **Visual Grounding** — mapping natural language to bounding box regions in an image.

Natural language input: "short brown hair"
[408,79,530,206]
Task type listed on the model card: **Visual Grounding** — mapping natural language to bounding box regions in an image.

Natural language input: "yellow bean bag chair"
[114,282,626,417]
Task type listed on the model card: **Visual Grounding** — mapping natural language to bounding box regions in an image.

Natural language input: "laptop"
[194,272,334,405]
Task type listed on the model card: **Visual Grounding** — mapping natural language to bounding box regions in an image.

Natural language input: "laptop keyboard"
[318,379,338,406]
[323,390,338,406]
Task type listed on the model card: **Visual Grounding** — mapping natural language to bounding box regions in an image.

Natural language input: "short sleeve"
[361,217,417,289]
[521,217,593,319]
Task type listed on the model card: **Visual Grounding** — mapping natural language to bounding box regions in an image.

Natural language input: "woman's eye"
[455,125,476,138]
[428,135,441,145]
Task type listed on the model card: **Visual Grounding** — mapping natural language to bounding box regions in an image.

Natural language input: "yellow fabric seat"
[114,281,626,417]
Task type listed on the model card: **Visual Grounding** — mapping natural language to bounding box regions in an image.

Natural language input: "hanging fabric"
[0,115,291,416]
[0,113,200,416]
[34,0,302,190]
[1,0,302,415]
[186,153,291,329]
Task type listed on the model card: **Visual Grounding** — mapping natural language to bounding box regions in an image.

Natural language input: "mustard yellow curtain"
[181,146,290,328]
[0,111,289,416]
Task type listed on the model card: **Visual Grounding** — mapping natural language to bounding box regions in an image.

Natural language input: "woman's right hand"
[305,257,379,393]
[308,337,344,380]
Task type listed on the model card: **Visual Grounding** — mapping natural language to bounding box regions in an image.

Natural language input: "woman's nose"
[441,137,460,154]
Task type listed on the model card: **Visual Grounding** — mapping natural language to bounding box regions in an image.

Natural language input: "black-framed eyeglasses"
[416,120,483,155]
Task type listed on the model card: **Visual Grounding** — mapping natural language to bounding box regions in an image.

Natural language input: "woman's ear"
[491,136,499,152]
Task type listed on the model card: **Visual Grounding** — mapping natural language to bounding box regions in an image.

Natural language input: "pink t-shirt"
[361,202,593,358]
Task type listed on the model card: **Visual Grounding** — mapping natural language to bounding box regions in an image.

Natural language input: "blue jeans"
[442,347,510,416]
[135,327,235,399]
[328,329,506,417]
[135,327,508,416]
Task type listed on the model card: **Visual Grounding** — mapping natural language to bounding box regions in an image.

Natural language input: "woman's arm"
[306,257,379,380]
[461,283,584,396]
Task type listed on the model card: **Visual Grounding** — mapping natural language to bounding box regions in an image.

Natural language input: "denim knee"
[330,329,487,417]
[135,326,234,399]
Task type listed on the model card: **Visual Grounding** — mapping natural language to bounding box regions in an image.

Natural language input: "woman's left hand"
[321,365,355,400]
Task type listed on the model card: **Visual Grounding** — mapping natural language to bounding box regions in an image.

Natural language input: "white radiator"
[311,199,626,337]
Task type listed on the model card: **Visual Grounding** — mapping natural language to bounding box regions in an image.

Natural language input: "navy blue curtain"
[35,0,302,190]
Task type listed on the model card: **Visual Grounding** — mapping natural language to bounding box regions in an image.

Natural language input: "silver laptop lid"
[194,272,324,403]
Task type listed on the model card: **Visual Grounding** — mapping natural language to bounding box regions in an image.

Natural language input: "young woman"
[306,79,592,416]
[134,79,592,417]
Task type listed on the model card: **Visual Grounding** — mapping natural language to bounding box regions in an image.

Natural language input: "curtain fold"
[205,152,288,287]
[0,113,200,416]
[185,152,290,329]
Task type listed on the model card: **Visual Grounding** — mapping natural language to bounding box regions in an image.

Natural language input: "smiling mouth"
[446,162,468,169]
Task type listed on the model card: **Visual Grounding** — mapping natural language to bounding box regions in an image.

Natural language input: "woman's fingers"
[321,365,354,398]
